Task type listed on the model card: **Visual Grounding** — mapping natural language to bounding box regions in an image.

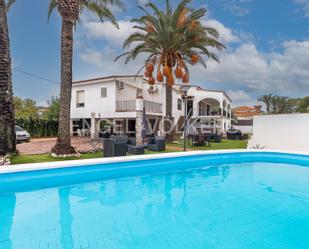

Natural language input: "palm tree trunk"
[51,17,77,156]
[0,0,16,155]
[165,84,174,142]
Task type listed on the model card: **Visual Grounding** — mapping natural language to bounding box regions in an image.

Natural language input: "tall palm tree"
[116,0,225,141]
[258,93,273,114]
[0,0,16,156]
[48,0,124,156]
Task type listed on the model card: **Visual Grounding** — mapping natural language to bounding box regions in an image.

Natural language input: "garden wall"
[250,114,309,152]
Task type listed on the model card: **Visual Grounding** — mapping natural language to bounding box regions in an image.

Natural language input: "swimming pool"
[1,151,309,249]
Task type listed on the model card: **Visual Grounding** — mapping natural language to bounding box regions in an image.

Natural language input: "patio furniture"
[103,138,126,157]
[205,135,212,147]
[213,134,222,143]
[192,135,205,147]
[110,135,129,144]
[147,136,166,151]
[110,135,142,152]
[127,144,145,155]
[88,138,103,152]
[227,129,242,140]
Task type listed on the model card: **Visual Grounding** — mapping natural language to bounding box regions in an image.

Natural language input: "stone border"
[0,155,11,166]
[1,149,309,175]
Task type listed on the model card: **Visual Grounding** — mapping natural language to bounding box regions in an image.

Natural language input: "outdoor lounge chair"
[147,136,166,151]
[127,144,145,155]
[103,138,127,157]
[192,135,205,147]
[213,134,222,143]
[110,135,129,144]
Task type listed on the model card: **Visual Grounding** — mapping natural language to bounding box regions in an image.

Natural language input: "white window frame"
[76,90,85,108]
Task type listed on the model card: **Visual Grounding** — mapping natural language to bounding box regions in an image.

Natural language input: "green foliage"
[258,94,309,114]
[258,94,273,114]
[14,97,39,119]
[116,0,225,82]
[6,0,16,10]
[11,152,103,165]
[298,96,309,113]
[44,96,60,121]
[168,139,248,150]
[48,0,124,27]
[16,118,58,137]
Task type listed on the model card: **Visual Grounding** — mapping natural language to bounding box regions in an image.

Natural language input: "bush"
[16,118,59,137]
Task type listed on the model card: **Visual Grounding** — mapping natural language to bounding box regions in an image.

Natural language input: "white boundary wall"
[251,114,309,152]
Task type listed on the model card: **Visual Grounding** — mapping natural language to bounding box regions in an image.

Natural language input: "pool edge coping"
[1,149,309,174]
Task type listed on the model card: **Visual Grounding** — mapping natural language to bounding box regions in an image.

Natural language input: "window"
[101,88,107,98]
[76,90,85,108]
[177,98,182,111]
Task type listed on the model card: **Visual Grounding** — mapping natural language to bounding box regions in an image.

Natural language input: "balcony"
[144,100,163,114]
[198,108,221,117]
[116,100,163,114]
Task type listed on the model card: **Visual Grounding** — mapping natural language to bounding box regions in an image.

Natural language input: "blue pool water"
[1,152,309,249]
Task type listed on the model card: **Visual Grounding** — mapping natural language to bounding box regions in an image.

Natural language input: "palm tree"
[258,93,273,114]
[48,0,124,156]
[116,0,225,141]
[0,0,16,156]
[274,96,289,114]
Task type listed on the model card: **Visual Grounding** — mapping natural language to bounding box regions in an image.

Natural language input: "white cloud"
[220,0,253,16]
[78,46,147,78]
[77,40,309,105]
[190,40,309,98]
[226,90,255,106]
[83,20,137,46]
[294,0,309,17]
[203,19,241,44]
[79,49,105,68]
[76,17,309,106]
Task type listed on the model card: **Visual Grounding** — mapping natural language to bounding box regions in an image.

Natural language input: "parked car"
[16,125,31,143]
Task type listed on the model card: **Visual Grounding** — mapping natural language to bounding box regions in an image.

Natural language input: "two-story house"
[70,75,232,138]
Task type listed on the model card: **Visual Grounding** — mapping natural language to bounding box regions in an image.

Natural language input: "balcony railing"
[144,100,162,114]
[116,100,162,114]
[198,108,221,116]
[116,100,136,112]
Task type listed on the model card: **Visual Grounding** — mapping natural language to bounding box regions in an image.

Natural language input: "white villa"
[70,75,232,138]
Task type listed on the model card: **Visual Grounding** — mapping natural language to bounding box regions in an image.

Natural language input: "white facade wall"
[251,114,309,152]
[188,87,232,118]
[71,80,126,119]
[234,125,253,135]
[71,76,231,131]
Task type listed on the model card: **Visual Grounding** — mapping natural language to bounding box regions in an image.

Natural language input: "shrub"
[16,118,58,137]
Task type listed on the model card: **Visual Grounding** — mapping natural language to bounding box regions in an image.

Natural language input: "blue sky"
[8,0,309,106]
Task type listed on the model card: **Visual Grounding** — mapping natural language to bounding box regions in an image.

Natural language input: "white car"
[16,125,31,143]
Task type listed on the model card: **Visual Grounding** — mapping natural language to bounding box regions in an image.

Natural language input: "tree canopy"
[116,0,225,85]
[258,94,309,114]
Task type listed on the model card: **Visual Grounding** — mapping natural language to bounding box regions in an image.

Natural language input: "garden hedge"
[16,118,59,137]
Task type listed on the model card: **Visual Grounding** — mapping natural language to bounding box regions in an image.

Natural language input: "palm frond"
[6,0,16,11]
[48,0,58,20]
[116,0,225,84]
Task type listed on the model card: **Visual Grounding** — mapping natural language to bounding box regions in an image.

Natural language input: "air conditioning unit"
[116,80,124,90]
[148,85,158,93]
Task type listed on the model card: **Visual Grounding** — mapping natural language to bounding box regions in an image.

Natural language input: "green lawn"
[10,149,181,165]
[10,140,247,165]
[168,139,248,150]
[11,152,104,165]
